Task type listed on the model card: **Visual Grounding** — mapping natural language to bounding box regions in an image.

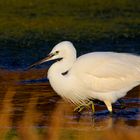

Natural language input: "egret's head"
[28,41,76,69]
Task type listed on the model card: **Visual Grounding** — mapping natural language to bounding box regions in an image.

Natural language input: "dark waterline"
[0,38,140,70]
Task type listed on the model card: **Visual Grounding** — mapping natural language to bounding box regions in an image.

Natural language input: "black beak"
[27,53,54,70]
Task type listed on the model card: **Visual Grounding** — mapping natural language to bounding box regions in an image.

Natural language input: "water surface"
[0,69,139,139]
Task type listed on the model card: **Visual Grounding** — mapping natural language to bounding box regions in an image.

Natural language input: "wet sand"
[0,69,139,140]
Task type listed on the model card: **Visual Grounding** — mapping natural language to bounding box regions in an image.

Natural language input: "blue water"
[0,39,140,70]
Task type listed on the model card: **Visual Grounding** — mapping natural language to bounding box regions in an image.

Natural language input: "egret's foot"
[109,111,113,116]
[74,105,86,112]
[109,110,116,116]
[74,101,95,113]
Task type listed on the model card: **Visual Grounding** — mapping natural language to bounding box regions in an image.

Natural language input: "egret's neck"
[47,53,76,93]
[48,55,76,77]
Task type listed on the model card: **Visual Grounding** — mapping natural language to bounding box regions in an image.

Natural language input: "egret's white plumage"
[30,41,140,112]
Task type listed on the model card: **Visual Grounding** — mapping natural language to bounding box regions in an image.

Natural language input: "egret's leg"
[88,101,95,112]
[74,101,95,112]
[104,100,112,113]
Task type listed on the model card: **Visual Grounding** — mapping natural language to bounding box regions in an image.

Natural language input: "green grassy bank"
[0,0,139,43]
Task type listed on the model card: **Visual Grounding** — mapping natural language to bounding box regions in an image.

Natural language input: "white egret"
[29,41,140,113]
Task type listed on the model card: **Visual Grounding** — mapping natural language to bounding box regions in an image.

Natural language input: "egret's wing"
[71,52,140,92]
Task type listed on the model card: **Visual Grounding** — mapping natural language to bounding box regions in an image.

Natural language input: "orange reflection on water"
[0,69,139,140]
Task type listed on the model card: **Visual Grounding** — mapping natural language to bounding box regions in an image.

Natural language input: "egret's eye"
[56,51,59,54]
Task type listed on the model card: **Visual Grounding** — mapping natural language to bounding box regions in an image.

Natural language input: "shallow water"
[0,69,139,140]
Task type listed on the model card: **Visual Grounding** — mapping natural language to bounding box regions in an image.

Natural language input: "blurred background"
[0,0,139,70]
[0,0,139,139]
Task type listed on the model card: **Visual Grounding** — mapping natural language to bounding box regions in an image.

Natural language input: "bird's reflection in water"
[0,79,139,139]
[47,98,140,140]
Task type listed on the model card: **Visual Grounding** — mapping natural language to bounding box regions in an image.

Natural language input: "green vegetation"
[0,0,139,43]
